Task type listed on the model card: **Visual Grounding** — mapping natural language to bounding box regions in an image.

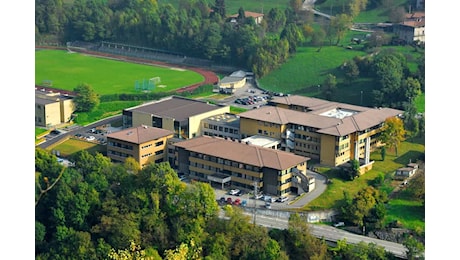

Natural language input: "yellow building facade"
[238,95,403,168]
[35,90,75,127]
[174,136,309,196]
[123,96,230,139]
[106,125,174,169]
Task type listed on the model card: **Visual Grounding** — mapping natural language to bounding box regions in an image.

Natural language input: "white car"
[253,193,263,199]
[276,196,289,203]
[86,135,96,141]
[229,189,240,195]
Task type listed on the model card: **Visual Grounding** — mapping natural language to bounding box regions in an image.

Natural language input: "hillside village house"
[238,95,403,170]
[122,96,229,139]
[393,11,425,44]
[35,88,75,128]
[229,11,264,25]
[174,135,310,196]
[106,125,174,169]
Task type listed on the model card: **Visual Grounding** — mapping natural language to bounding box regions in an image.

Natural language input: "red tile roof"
[175,136,309,170]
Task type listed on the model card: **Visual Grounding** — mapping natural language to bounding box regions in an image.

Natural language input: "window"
[155,150,163,155]
[155,140,164,147]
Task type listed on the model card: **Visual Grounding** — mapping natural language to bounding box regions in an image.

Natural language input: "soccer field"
[35,49,205,95]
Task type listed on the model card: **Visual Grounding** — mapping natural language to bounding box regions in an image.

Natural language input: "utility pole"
[253,181,258,225]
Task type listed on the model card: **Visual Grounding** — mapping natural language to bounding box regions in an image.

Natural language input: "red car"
[233,198,241,206]
[226,197,233,204]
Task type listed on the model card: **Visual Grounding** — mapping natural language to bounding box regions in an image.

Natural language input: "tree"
[73,83,100,112]
[329,14,353,45]
[406,169,425,202]
[380,146,386,161]
[343,59,360,84]
[341,186,386,229]
[280,23,304,53]
[403,235,425,260]
[212,0,226,18]
[321,73,337,100]
[350,159,360,179]
[266,8,286,33]
[379,117,406,156]
[285,214,329,259]
[124,157,141,175]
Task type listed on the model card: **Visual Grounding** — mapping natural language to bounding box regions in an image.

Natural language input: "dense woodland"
[36,0,425,111]
[36,148,404,259]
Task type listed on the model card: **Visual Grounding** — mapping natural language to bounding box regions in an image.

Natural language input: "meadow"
[305,136,425,232]
[158,0,290,14]
[35,49,204,95]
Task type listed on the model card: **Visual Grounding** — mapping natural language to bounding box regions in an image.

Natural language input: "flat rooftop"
[319,108,358,119]
[241,135,281,148]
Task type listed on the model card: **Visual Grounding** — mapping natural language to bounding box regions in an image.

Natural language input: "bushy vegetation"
[36,148,401,259]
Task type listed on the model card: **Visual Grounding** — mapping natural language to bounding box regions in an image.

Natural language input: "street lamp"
[360,91,363,105]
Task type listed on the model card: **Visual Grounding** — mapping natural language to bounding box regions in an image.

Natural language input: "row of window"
[257,129,276,137]
[294,134,320,142]
[203,123,239,134]
[295,142,319,151]
[108,150,130,158]
[108,141,133,150]
[190,152,261,172]
[257,121,279,128]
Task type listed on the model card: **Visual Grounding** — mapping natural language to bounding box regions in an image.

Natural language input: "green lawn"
[258,45,367,95]
[35,49,204,95]
[46,138,105,157]
[305,135,425,232]
[315,0,408,23]
[74,100,143,126]
[158,0,290,14]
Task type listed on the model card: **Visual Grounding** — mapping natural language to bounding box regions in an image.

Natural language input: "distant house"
[106,125,174,169]
[35,88,76,128]
[218,70,247,93]
[393,11,425,44]
[229,11,264,25]
[394,162,418,180]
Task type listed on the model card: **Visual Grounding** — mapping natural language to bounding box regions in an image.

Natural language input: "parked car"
[334,222,345,227]
[229,189,240,195]
[226,197,233,204]
[241,200,247,207]
[50,129,61,135]
[233,198,241,206]
[219,197,226,204]
[276,196,289,203]
[265,202,272,209]
[253,193,263,199]
[236,190,244,196]
[86,136,96,141]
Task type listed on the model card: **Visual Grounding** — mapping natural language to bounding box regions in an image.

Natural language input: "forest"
[36,147,402,259]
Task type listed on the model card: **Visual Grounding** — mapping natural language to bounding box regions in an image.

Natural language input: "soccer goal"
[149,77,161,86]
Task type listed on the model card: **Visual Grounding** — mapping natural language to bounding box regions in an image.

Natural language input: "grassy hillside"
[158,0,291,14]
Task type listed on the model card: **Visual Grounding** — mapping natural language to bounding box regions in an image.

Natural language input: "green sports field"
[35,49,204,95]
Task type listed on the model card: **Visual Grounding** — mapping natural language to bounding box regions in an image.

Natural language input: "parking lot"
[72,124,122,145]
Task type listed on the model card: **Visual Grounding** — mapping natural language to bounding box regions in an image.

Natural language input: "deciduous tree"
[73,83,100,112]
[380,117,406,156]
